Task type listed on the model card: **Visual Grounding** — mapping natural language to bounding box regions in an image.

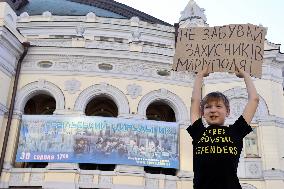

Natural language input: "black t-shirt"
[187,115,252,189]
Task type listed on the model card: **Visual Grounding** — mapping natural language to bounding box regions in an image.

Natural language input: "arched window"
[85,96,118,117]
[144,101,177,176]
[79,96,118,171]
[24,94,56,115]
[146,101,176,122]
[15,94,56,168]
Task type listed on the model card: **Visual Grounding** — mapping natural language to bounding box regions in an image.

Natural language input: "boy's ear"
[226,109,230,117]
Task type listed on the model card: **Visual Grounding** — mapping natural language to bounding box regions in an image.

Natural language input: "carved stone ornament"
[127,84,142,99]
[79,175,93,183]
[241,183,257,189]
[42,11,52,17]
[0,103,8,115]
[30,173,44,182]
[247,163,260,176]
[86,12,96,22]
[9,173,24,184]
[99,175,112,185]
[19,12,29,20]
[76,24,86,37]
[130,28,141,43]
[146,178,159,188]
[165,180,177,189]
[179,0,207,22]
[64,79,81,94]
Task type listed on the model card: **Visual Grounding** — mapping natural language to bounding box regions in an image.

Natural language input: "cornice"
[263,169,284,180]
[68,0,171,26]
[17,15,174,33]
[24,46,173,64]
[257,115,284,128]
[0,26,23,55]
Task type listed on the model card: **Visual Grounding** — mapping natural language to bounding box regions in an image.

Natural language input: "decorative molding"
[256,115,284,128]
[142,45,174,56]
[137,89,189,122]
[165,179,177,189]
[47,163,78,170]
[126,84,142,99]
[238,158,262,179]
[179,0,208,28]
[29,39,72,47]
[14,80,65,113]
[264,40,281,51]
[241,183,257,189]
[177,171,194,179]
[64,79,81,94]
[179,121,191,129]
[30,172,44,184]
[43,181,77,189]
[247,162,261,177]
[115,165,144,175]
[0,55,15,76]
[0,103,8,115]
[263,169,284,180]
[0,26,24,76]
[179,18,208,28]
[17,15,173,31]
[3,162,12,170]
[99,175,112,186]
[130,28,141,43]
[223,87,269,124]
[79,174,93,183]
[145,178,159,189]
[74,83,130,115]
[9,173,24,185]
[86,40,129,51]
[85,12,96,22]
[0,26,23,54]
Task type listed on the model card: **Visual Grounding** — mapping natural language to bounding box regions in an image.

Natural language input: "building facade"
[0,0,284,188]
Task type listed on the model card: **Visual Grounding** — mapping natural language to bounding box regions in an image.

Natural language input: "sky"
[115,0,283,52]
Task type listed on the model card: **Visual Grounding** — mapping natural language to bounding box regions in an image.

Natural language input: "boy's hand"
[197,65,209,77]
[234,62,249,78]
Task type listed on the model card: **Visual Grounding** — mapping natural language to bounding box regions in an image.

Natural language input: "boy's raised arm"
[235,65,259,124]
[190,67,209,124]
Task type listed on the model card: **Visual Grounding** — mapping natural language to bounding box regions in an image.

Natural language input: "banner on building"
[16,115,179,169]
[173,24,267,78]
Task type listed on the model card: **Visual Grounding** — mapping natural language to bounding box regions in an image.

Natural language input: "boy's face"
[202,99,229,126]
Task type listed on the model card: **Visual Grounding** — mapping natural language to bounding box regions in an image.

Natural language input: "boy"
[187,65,259,189]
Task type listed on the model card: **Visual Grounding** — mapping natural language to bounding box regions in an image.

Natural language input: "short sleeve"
[186,118,205,141]
[229,115,252,141]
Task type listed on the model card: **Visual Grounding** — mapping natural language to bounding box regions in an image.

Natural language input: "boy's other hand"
[197,65,209,77]
[234,62,249,78]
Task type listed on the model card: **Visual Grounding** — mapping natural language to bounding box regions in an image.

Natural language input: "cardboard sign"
[173,24,266,78]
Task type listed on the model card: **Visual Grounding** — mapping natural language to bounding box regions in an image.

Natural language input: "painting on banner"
[16,115,179,169]
[173,24,267,78]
